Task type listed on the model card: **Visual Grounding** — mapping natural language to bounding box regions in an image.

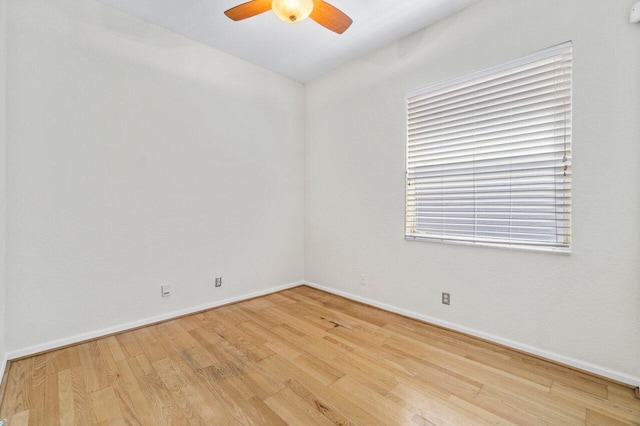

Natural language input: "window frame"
[404,42,573,254]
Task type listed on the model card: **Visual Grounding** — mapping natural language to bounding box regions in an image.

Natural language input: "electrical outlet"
[215,277,222,288]
[360,274,366,286]
[161,285,170,298]
[442,292,450,305]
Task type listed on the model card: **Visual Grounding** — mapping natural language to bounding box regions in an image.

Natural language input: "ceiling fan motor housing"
[272,0,314,24]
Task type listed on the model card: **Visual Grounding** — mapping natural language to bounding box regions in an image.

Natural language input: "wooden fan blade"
[310,0,352,34]
[224,0,272,21]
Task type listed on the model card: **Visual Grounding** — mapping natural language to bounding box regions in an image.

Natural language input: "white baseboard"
[5,280,639,389]
[304,281,640,388]
[6,281,304,361]
[0,352,8,388]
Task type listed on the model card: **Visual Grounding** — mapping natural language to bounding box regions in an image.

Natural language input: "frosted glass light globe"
[272,0,314,23]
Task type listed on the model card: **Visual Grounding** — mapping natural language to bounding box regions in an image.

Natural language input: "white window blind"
[405,42,572,252]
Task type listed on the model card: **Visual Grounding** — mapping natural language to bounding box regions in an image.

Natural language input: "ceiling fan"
[224,0,353,34]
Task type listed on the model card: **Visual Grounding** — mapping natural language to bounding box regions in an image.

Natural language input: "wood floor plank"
[205,315,274,363]
[264,387,334,426]
[473,385,586,425]
[236,305,283,330]
[165,352,238,425]
[1,358,32,417]
[271,324,347,363]
[551,381,640,424]
[42,369,60,426]
[387,381,500,425]
[151,358,207,424]
[103,336,127,363]
[111,378,142,426]
[133,328,170,364]
[405,359,483,402]
[8,410,29,426]
[77,343,107,393]
[292,354,344,386]
[95,339,121,388]
[385,333,553,395]
[259,353,386,426]
[330,351,399,395]
[113,358,156,425]
[28,355,46,426]
[134,354,201,424]
[45,351,67,376]
[196,364,273,425]
[244,395,288,426]
[284,378,358,425]
[411,413,438,425]
[609,385,640,412]
[115,332,145,359]
[56,369,75,426]
[0,286,638,425]
[69,365,92,425]
[586,408,635,426]
[195,331,284,402]
[236,321,303,360]
[88,387,126,426]
[331,375,416,424]
[152,321,201,356]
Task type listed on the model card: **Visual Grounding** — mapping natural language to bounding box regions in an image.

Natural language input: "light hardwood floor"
[1,286,639,425]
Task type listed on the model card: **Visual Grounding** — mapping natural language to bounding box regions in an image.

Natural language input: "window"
[405,43,572,253]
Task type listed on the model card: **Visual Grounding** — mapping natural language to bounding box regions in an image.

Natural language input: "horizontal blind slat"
[408,107,571,145]
[407,57,572,107]
[407,76,571,122]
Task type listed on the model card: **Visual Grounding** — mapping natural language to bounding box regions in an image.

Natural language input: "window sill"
[405,235,571,255]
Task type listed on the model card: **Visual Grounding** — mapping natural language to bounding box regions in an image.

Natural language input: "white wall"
[5,0,305,351]
[0,0,7,378]
[305,0,640,383]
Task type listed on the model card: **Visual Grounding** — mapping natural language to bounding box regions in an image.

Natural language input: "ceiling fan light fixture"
[272,0,314,23]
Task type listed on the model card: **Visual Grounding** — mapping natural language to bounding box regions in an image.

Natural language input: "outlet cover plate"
[161,285,170,297]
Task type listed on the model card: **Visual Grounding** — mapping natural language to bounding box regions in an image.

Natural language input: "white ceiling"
[94,0,479,83]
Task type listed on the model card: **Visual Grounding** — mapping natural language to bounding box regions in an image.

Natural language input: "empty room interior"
[0,0,639,424]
